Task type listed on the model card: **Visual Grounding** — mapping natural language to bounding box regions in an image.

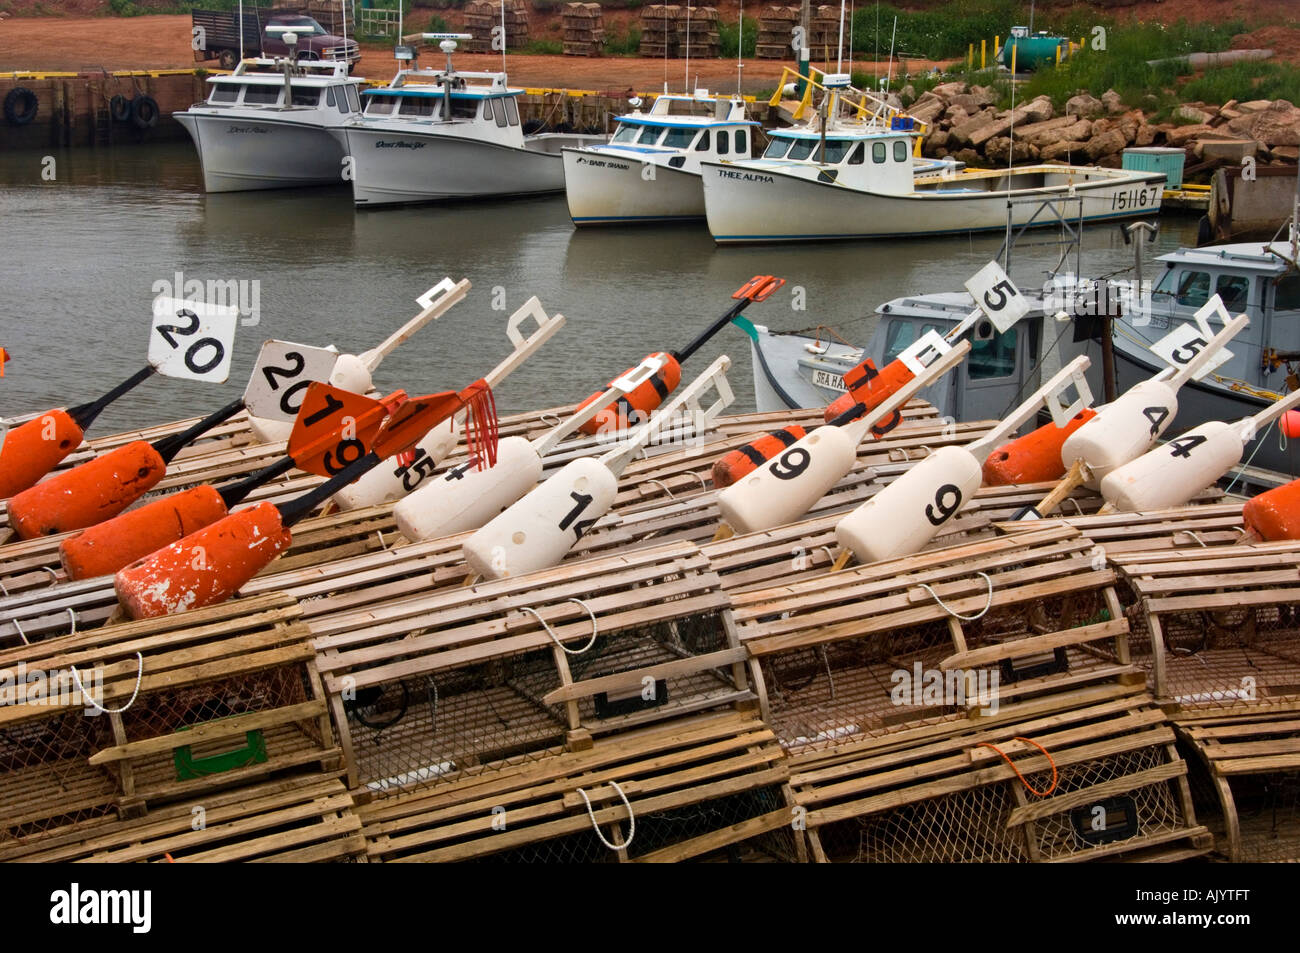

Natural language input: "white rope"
[43,567,58,585]
[376,530,389,551]
[576,780,635,852]
[916,572,994,621]
[71,652,144,715]
[644,479,676,500]
[1178,530,1208,547]
[1060,497,1084,516]
[66,607,77,633]
[12,618,28,645]
[693,471,708,491]
[519,599,599,655]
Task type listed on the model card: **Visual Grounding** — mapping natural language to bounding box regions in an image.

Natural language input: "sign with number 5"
[964,261,1029,334]
[148,296,239,383]
[1149,322,1232,381]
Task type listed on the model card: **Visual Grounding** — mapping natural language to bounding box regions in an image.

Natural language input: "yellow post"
[1011,41,1017,77]
[968,43,973,70]
[994,35,1000,60]
[1080,35,1085,51]
[1055,44,1061,67]
[980,38,986,69]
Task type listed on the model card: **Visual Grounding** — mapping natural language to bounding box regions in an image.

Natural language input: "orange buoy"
[982,408,1098,486]
[575,352,682,436]
[114,502,292,619]
[1243,479,1300,541]
[7,441,167,539]
[1281,409,1300,440]
[59,484,231,580]
[823,358,914,424]
[0,409,85,499]
[711,425,807,487]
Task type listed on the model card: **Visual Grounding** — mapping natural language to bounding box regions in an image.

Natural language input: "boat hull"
[174,112,347,192]
[335,127,598,206]
[702,163,1165,243]
[563,149,705,224]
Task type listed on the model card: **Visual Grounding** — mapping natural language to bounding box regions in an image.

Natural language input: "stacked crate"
[756,6,798,60]
[463,0,531,53]
[563,3,605,57]
[809,4,839,59]
[640,5,682,59]
[681,5,720,59]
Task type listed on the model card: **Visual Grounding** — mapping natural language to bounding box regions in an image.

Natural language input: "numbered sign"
[287,383,391,478]
[898,330,953,376]
[1046,361,1094,428]
[965,261,1029,334]
[1150,323,1232,382]
[243,340,340,423]
[148,297,239,383]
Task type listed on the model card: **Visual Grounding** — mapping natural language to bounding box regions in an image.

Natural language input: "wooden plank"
[540,647,748,705]
[631,807,792,863]
[1004,760,1186,828]
[941,619,1129,670]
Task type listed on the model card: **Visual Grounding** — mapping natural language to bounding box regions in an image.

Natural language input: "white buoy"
[1101,386,1300,512]
[463,356,734,580]
[394,355,668,540]
[247,277,470,443]
[332,296,566,511]
[717,340,971,535]
[1061,309,1249,487]
[837,357,1092,564]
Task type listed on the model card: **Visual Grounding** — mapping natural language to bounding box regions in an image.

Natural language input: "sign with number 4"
[1150,322,1232,381]
[243,340,341,423]
[148,297,239,383]
[965,261,1029,334]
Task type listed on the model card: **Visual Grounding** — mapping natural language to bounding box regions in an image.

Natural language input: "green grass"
[718,19,757,60]
[1179,60,1300,106]
[524,39,563,55]
[604,25,642,57]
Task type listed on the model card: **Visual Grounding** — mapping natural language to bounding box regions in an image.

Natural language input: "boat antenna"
[340,0,348,70]
[847,0,853,79]
[685,1,691,94]
[1007,41,1017,189]
[238,0,244,64]
[663,3,669,94]
[501,0,507,75]
[736,0,743,97]
[885,14,896,88]
[399,0,403,51]
[836,0,845,74]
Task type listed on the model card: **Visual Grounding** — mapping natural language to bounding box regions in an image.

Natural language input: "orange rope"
[975,736,1058,797]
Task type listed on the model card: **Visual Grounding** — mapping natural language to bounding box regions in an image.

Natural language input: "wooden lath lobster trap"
[728,525,1209,861]
[0,593,356,862]
[1113,540,1300,861]
[310,540,753,799]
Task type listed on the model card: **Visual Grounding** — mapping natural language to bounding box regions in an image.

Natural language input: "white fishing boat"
[174,57,365,192]
[701,72,1164,244]
[562,91,758,225]
[330,34,605,207]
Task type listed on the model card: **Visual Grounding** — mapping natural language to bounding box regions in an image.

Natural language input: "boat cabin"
[603,93,757,168]
[356,67,536,145]
[748,127,923,190]
[201,58,362,114]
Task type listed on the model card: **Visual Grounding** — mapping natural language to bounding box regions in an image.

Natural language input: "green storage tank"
[998,29,1067,71]
[1122,147,1185,189]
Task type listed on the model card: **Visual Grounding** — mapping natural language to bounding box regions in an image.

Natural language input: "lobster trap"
[1114,540,1300,861]
[0,592,356,862]
[728,524,1209,861]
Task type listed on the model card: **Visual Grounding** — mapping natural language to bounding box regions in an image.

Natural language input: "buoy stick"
[532,355,667,457]
[216,455,297,508]
[1166,314,1249,392]
[276,450,383,526]
[150,397,246,464]
[967,356,1092,463]
[1033,458,1089,517]
[1240,386,1300,439]
[840,341,972,445]
[357,277,470,373]
[673,275,785,363]
[65,365,158,432]
[482,297,567,390]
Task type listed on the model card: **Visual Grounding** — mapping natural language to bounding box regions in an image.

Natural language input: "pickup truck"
[192,9,361,72]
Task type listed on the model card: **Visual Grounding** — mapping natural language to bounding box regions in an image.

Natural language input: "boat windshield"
[611,123,640,143]
[660,127,699,149]
[764,138,791,158]
[787,139,816,160]
[365,95,397,116]
[636,126,664,145]
[208,82,241,104]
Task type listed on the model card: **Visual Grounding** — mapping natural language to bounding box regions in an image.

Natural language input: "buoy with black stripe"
[395,355,667,543]
[247,277,472,444]
[0,364,156,499]
[573,275,784,437]
[115,381,499,619]
[463,357,733,581]
[6,396,246,539]
[711,425,807,487]
[716,342,971,537]
[836,357,1092,565]
[1100,386,1300,513]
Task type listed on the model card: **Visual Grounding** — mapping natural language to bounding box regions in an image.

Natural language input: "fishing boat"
[561,91,758,225]
[700,73,1164,244]
[174,57,365,193]
[330,34,605,207]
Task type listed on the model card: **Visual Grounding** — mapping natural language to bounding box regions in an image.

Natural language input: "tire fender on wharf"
[7,441,166,538]
[836,445,983,564]
[114,501,291,619]
[394,434,543,541]
[59,484,229,580]
[463,456,616,580]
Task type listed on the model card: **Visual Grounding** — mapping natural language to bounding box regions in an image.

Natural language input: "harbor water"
[0,142,1200,433]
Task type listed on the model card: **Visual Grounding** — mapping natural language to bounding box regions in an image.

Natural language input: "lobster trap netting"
[344,645,568,796]
[1221,771,1300,863]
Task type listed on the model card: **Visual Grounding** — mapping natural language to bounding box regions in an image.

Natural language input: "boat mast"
[501,0,507,74]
